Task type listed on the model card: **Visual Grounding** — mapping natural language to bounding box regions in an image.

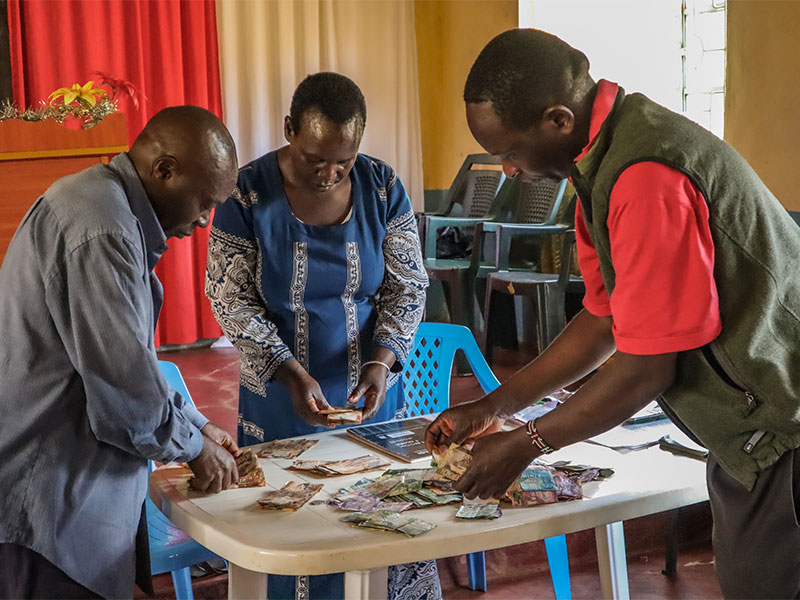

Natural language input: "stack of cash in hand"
[257,481,323,511]
[341,509,436,537]
[319,408,363,425]
[289,454,390,476]
[232,449,266,488]
[257,438,318,459]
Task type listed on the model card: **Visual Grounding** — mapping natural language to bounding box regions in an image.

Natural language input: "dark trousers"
[0,543,103,599]
[708,447,800,599]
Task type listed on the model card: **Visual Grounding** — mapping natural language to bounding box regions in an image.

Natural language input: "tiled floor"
[143,344,722,599]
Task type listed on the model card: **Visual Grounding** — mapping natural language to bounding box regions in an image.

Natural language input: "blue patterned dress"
[206,151,440,600]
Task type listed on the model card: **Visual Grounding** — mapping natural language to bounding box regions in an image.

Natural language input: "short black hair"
[464,29,590,130]
[289,72,367,133]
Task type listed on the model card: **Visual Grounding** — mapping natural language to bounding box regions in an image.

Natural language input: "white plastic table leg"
[595,521,630,600]
[228,563,268,600]
[344,567,389,600]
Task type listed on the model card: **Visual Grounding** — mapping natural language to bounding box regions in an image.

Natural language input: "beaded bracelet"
[361,360,391,374]
[526,419,556,454]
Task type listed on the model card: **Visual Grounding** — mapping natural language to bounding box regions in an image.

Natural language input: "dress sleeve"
[44,234,204,464]
[205,185,293,396]
[372,170,429,365]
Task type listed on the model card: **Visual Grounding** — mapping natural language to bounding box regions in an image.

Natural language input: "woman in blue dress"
[206,73,438,600]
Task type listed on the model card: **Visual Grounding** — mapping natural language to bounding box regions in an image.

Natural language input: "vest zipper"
[701,345,765,455]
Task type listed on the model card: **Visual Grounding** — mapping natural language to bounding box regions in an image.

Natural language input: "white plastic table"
[149,425,708,600]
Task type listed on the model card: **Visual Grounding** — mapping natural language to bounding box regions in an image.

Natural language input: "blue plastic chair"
[402,323,572,598]
[149,361,221,600]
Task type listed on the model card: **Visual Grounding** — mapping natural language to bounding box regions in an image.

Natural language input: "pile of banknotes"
[289,454,391,477]
[257,438,318,459]
[341,509,436,537]
[257,481,323,511]
[232,449,266,488]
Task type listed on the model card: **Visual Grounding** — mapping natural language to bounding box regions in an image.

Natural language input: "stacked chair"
[421,154,505,330]
[402,322,572,598]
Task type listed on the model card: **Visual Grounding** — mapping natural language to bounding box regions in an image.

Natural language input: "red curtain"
[8,0,224,346]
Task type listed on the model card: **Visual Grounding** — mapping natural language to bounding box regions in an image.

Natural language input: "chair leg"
[170,566,195,600]
[480,283,494,361]
[544,535,571,600]
[466,551,488,592]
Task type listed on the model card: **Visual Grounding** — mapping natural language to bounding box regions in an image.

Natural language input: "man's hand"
[187,435,239,493]
[455,427,537,499]
[201,422,240,457]
[347,364,388,420]
[424,399,506,456]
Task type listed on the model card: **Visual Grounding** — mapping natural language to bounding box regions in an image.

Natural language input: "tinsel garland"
[0,97,118,129]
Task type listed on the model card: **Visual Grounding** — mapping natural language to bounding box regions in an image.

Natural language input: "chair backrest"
[513,178,568,225]
[402,322,500,417]
[444,154,505,219]
[158,360,195,406]
[149,361,195,477]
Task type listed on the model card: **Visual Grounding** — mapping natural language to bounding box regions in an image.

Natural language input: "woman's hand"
[424,399,506,456]
[347,363,389,420]
[276,359,333,427]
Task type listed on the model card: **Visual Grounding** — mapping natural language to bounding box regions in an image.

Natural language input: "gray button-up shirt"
[0,153,208,598]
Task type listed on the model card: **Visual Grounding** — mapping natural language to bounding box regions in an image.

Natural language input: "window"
[519,0,726,137]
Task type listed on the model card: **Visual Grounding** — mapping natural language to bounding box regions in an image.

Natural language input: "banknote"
[257,438,318,459]
[233,466,266,488]
[257,481,323,511]
[433,444,472,483]
[416,487,462,505]
[505,466,558,506]
[396,518,436,537]
[339,492,380,512]
[553,472,582,500]
[234,448,259,477]
[456,498,503,520]
[376,501,414,513]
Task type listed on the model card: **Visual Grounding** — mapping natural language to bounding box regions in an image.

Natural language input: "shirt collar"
[108,153,168,271]
[574,79,619,163]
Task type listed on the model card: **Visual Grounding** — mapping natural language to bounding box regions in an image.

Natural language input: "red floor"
[144,344,722,599]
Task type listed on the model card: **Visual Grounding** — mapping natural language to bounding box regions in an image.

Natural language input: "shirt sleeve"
[606,161,721,354]
[205,186,293,396]
[372,169,429,366]
[171,390,209,430]
[575,199,613,317]
[44,233,204,464]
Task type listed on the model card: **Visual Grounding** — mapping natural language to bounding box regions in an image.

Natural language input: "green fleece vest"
[572,87,800,489]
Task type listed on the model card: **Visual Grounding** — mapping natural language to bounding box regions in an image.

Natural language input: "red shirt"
[574,80,721,355]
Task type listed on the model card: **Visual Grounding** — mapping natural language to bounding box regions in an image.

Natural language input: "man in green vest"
[425,28,800,598]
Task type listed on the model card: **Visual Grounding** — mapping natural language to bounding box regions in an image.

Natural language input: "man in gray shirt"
[0,106,240,598]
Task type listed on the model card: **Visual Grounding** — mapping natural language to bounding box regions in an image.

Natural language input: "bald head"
[464,28,594,130]
[129,106,238,239]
